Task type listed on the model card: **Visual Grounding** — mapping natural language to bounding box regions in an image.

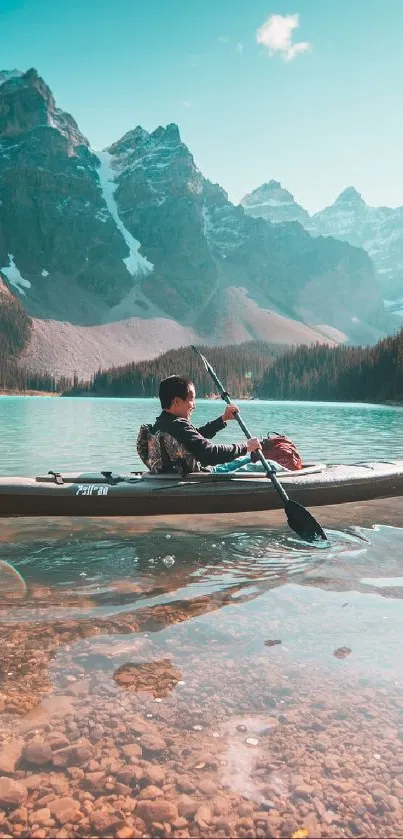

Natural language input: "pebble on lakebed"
[0,581,402,839]
[333,647,352,659]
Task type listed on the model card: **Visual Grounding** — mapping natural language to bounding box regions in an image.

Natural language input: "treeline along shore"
[1,330,403,404]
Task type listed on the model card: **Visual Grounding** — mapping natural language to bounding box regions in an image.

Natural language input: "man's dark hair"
[159,376,194,409]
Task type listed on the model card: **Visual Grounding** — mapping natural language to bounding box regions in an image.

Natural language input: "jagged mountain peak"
[151,122,181,144]
[311,186,368,225]
[107,122,184,160]
[0,67,56,109]
[0,67,88,149]
[242,179,295,203]
[0,69,24,87]
[241,179,311,226]
[106,125,150,156]
[334,186,366,206]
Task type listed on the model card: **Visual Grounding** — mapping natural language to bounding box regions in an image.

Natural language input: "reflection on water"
[1,522,403,837]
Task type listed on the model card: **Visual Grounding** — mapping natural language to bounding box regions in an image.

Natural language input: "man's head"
[159,376,196,419]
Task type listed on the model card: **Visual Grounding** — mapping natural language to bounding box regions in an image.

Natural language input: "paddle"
[191,346,327,542]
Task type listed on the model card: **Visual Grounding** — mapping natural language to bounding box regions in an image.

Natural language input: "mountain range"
[242,181,403,300]
[0,68,391,378]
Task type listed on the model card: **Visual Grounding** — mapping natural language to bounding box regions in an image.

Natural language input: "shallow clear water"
[1,397,403,837]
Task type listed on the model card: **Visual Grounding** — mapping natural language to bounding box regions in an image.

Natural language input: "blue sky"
[1,0,402,212]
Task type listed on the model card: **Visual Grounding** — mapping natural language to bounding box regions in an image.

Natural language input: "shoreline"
[0,390,402,407]
[0,389,60,397]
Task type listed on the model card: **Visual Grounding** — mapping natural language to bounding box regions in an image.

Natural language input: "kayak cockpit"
[34,463,327,485]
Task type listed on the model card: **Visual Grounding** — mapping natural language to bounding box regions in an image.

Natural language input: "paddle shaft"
[192,345,327,541]
[203,360,290,504]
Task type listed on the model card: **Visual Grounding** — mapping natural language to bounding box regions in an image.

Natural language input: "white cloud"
[236,42,244,56]
[180,101,192,108]
[256,13,311,61]
[218,35,230,43]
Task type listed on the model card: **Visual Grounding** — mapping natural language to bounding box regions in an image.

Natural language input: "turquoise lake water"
[1,397,403,837]
[1,395,403,475]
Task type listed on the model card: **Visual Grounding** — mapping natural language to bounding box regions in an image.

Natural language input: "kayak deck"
[0,461,403,517]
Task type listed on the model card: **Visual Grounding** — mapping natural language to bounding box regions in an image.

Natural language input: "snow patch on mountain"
[95,150,153,276]
[0,70,23,87]
[201,205,213,241]
[0,254,31,295]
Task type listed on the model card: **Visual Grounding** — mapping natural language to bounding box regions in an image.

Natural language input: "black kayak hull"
[0,462,403,517]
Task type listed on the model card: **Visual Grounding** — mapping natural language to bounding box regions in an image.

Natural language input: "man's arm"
[197,403,240,439]
[173,418,247,466]
[197,415,227,439]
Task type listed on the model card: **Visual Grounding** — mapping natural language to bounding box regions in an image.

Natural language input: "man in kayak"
[137,375,262,474]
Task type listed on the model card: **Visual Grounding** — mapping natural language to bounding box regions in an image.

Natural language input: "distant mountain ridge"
[0,68,390,376]
[241,181,403,298]
[241,180,311,226]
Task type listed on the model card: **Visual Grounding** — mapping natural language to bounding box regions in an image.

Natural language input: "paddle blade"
[285,499,327,542]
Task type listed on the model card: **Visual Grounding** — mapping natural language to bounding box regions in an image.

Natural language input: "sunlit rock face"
[0,68,140,323]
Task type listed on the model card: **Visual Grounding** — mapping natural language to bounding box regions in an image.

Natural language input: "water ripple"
[0,525,369,622]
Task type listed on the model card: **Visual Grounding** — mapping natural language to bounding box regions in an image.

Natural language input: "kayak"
[0,461,403,517]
